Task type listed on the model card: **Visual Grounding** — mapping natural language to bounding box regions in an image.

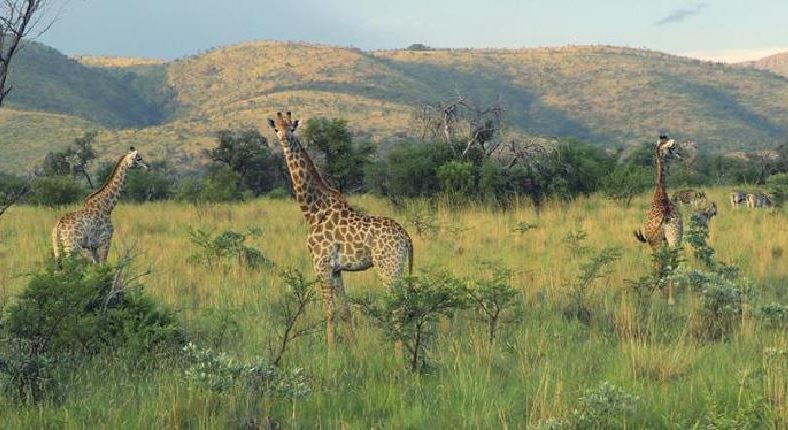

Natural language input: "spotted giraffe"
[634,135,683,303]
[267,112,414,347]
[52,147,148,264]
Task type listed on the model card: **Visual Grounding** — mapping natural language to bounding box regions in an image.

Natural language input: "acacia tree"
[0,0,54,218]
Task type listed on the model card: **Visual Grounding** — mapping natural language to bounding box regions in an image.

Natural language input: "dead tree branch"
[1,0,54,106]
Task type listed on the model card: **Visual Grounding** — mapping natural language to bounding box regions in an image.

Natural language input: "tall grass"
[0,188,785,428]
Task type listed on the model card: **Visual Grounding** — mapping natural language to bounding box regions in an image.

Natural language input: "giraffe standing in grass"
[634,135,683,303]
[267,112,413,347]
[52,147,148,264]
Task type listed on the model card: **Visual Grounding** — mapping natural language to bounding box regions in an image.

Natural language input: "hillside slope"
[1,41,786,174]
[742,51,788,78]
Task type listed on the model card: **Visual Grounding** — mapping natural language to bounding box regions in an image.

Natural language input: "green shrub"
[766,173,788,207]
[26,175,87,206]
[1,258,184,357]
[0,339,60,404]
[466,262,522,342]
[601,164,651,207]
[182,343,310,399]
[757,302,788,328]
[186,226,271,270]
[569,382,639,429]
[437,160,475,200]
[353,271,467,371]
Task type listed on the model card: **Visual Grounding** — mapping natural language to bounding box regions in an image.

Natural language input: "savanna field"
[0,189,785,428]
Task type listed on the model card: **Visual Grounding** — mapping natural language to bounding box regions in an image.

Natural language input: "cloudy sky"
[38,0,788,62]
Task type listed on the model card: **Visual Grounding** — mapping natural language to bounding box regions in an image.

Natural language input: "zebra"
[746,192,773,208]
[692,201,718,227]
[730,190,747,208]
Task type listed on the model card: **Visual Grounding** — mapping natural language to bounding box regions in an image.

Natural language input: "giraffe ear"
[267,119,276,130]
[292,120,299,130]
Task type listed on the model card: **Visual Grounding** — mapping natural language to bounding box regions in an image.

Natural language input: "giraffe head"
[126,147,149,170]
[267,112,300,151]
[656,135,680,160]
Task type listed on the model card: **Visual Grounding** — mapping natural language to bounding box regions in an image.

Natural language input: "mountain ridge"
[0,40,786,174]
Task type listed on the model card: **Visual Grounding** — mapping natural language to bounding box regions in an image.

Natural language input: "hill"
[741,51,788,78]
[1,41,787,174]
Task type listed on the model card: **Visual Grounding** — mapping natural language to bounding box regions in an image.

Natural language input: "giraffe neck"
[279,135,346,225]
[84,155,130,216]
[653,149,669,208]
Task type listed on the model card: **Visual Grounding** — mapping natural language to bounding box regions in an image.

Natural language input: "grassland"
[2,41,787,176]
[0,189,785,428]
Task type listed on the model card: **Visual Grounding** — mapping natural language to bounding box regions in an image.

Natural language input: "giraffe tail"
[633,229,648,244]
[407,238,414,276]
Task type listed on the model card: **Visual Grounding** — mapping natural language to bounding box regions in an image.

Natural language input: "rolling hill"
[741,51,788,78]
[1,40,787,174]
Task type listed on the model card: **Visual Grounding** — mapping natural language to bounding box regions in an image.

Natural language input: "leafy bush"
[182,343,310,399]
[601,164,652,206]
[568,382,639,429]
[96,161,172,202]
[353,271,467,371]
[268,269,321,366]
[563,247,622,326]
[766,173,788,207]
[1,258,184,357]
[186,226,271,270]
[437,160,475,200]
[26,175,87,206]
[0,339,60,404]
[206,129,287,196]
[466,263,522,342]
[757,302,788,329]
[302,117,374,192]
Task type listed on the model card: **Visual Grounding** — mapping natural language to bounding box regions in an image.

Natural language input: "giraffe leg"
[97,225,113,263]
[320,281,336,349]
[89,247,101,264]
[332,271,355,343]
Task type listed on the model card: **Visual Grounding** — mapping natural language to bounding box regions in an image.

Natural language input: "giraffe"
[51,147,148,264]
[267,112,414,347]
[634,135,683,304]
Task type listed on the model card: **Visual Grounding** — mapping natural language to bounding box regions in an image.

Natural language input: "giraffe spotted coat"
[52,148,148,263]
[268,112,413,346]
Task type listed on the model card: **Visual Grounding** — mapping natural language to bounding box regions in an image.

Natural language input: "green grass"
[0,190,786,428]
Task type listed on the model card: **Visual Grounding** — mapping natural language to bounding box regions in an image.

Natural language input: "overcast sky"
[38,0,788,62]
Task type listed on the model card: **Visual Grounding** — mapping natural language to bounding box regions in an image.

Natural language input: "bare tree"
[0,1,55,219]
[416,96,505,158]
[1,0,53,106]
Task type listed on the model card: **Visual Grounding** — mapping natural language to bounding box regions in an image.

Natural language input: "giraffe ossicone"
[267,111,414,347]
[51,147,148,264]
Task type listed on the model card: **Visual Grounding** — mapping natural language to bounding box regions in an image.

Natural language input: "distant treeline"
[2,117,788,210]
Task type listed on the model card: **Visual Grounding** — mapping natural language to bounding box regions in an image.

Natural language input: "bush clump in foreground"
[0,257,184,403]
[353,270,467,372]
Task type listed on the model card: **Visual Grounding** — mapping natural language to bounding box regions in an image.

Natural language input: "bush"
[437,161,475,201]
[766,173,788,207]
[757,302,788,329]
[182,343,310,399]
[1,257,184,357]
[569,382,639,429]
[466,263,522,342]
[96,161,172,202]
[601,164,652,206]
[366,141,454,198]
[26,175,87,206]
[0,339,60,404]
[186,226,271,270]
[206,129,287,196]
[353,271,467,371]
[302,117,374,192]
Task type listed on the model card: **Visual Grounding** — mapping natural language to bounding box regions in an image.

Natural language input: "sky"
[36,0,788,62]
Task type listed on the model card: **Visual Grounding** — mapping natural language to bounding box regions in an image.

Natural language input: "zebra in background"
[746,192,773,208]
[730,190,747,208]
